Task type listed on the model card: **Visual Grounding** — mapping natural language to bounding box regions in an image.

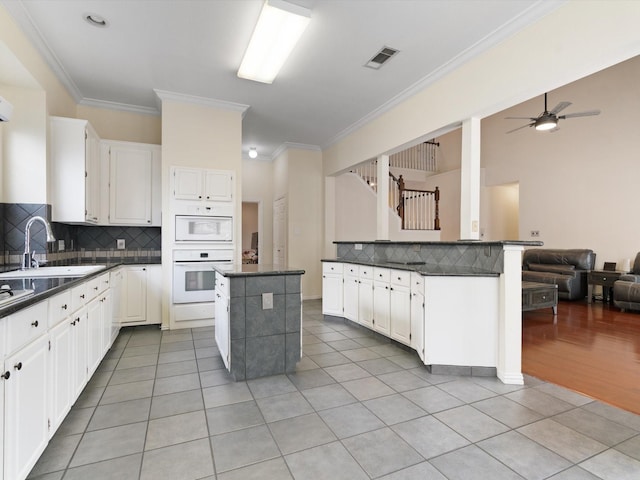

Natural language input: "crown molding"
[271,142,321,160]
[154,89,250,117]
[322,0,567,150]
[79,97,159,116]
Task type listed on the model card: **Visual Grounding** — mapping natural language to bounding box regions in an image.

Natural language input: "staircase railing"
[392,173,440,230]
[349,162,440,231]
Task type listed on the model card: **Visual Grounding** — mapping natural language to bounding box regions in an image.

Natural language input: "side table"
[588,270,623,303]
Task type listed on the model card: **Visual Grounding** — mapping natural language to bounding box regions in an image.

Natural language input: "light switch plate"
[262,292,273,310]
[117,239,126,249]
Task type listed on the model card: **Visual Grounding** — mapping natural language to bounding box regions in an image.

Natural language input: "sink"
[0,265,107,279]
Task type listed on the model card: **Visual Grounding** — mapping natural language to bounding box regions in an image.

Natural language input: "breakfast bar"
[213,264,305,381]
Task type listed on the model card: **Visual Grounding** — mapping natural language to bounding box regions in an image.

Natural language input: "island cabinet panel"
[321,262,343,316]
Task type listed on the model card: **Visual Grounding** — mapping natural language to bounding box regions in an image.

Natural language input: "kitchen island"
[213,264,305,381]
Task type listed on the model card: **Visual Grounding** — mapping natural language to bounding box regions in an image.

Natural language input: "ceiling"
[1,0,563,160]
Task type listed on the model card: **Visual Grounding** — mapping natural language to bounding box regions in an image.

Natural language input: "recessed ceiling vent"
[365,46,399,69]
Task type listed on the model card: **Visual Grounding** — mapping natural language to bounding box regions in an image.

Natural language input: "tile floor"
[28,300,640,480]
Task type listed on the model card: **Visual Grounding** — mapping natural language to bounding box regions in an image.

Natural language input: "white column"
[497,244,524,384]
[377,155,389,240]
[460,117,481,239]
[324,176,336,258]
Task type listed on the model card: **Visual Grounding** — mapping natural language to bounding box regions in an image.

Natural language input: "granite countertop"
[333,240,543,247]
[0,261,157,319]
[214,263,305,277]
[322,258,499,277]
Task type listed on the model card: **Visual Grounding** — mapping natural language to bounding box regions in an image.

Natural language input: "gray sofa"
[613,252,640,312]
[522,249,596,300]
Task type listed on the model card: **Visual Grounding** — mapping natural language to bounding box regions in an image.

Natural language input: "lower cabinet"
[358,277,374,329]
[389,270,411,345]
[410,273,425,361]
[372,280,390,336]
[49,319,74,434]
[86,296,103,377]
[120,265,161,326]
[214,272,230,370]
[3,335,49,480]
[343,272,359,322]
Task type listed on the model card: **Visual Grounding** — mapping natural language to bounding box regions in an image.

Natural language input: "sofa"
[613,252,640,312]
[522,248,596,300]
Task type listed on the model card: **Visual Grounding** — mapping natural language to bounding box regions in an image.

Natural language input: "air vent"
[365,46,399,69]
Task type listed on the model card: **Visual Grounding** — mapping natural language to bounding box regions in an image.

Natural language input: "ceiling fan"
[505,93,601,133]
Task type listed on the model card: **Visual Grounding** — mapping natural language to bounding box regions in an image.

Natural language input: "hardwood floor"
[522,299,640,415]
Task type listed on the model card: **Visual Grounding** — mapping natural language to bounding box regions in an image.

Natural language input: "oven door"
[173,261,225,304]
[175,216,233,242]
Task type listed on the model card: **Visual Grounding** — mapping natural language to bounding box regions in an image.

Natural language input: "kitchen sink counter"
[321,258,499,277]
[0,260,158,318]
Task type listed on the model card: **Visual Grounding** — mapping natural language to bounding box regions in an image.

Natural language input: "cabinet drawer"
[6,301,48,354]
[391,269,411,287]
[410,273,424,292]
[71,283,88,312]
[323,262,343,275]
[374,268,390,282]
[359,266,372,279]
[344,264,359,277]
[99,273,111,292]
[49,290,72,327]
[86,276,102,300]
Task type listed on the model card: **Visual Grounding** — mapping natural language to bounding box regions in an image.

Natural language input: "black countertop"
[322,259,499,277]
[214,263,305,277]
[0,262,156,319]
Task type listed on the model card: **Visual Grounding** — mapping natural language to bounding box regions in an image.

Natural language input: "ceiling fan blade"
[559,110,601,119]
[549,101,572,115]
[505,116,537,120]
[505,123,534,134]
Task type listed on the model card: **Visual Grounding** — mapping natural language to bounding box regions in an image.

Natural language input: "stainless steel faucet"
[22,216,56,270]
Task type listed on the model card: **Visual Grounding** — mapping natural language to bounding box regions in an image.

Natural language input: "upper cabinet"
[50,117,101,224]
[50,117,162,227]
[103,140,161,226]
[173,167,233,202]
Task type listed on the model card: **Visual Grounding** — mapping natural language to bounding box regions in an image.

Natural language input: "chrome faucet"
[22,216,56,270]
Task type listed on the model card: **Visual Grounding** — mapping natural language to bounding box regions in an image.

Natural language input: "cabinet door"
[322,274,343,316]
[145,265,162,325]
[390,286,411,345]
[71,307,89,399]
[343,276,359,322]
[86,297,103,377]
[85,124,101,223]
[109,143,153,225]
[358,280,374,329]
[214,291,230,370]
[204,170,233,201]
[173,167,202,200]
[122,266,147,324]
[49,320,73,435]
[373,281,390,335]
[4,335,49,480]
[100,290,113,354]
[410,291,425,362]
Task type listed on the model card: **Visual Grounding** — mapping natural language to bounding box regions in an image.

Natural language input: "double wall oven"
[172,249,233,304]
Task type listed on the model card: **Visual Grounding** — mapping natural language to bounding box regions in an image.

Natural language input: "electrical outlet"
[262,292,273,310]
[530,230,540,237]
[117,239,126,249]
[355,243,363,251]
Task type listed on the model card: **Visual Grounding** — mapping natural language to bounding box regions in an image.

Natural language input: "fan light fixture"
[534,115,557,131]
[237,0,311,84]
[248,147,258,159]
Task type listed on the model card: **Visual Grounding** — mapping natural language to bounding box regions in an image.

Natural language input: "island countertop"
[214,263,305,277]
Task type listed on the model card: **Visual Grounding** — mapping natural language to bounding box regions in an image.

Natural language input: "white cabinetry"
[2,300,49,480]
[120,265,161,326]
[86,274,111,378]
[389,270,411,345]
[104,141,161,226]
[358,267,374,329]
[50,116,101,224]
[410,273,425,361]
[173,167,233,202]
[372,268,390,336]
[343,265,359,322]
[214,272,230,370]
[321,262,343,316]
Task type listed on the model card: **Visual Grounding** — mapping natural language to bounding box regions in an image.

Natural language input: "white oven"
[172,249,233,304]
[175,215,233,243]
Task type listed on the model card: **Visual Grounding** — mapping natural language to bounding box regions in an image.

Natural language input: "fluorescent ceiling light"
[238,0,311,84]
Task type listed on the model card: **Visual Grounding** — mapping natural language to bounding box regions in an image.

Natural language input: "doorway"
[273,197,286,268]
[242,201,259,264]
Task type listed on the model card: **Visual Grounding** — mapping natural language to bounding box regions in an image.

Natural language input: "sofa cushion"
[522,248,595,271]
[528,263,576,275]
[522,271,574,292]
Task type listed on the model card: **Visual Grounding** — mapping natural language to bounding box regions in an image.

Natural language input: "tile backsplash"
[1,203,161,267]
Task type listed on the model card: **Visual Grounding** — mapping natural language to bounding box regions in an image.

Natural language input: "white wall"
[482,183,519,241]
[0,86,47,203]
[335,173,376,241]
[481,55,640,268]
